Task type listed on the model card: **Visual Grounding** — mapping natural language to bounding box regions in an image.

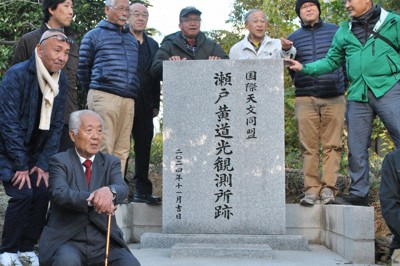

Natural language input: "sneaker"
[0,252,22,266]
[18,251,39,266]
[320,187,335,204]
[342,193,369,206]
[300,193,319,206]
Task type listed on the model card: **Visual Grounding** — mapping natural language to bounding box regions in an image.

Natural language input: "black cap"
[295,0,321,18]
[179,6,202,18]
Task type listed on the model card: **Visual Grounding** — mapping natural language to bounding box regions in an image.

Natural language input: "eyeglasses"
[249,19,267,24]
[301,3,316,10]
[181,18,201,24]
[39,34,74,45]
[111,6,130,13]
[131,12,149,18]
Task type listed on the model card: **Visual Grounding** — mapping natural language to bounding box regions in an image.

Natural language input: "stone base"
[171,243,273,259]
[140,233,309,251]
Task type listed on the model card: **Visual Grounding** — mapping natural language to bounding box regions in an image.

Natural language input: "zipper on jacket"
[372,41,375,56]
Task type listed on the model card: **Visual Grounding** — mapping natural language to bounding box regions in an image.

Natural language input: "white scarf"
[35,48,60,130]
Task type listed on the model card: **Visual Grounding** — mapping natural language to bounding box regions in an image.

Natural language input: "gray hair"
[69,110,103,136]
[244,9,268,22]
[105,0,114,7]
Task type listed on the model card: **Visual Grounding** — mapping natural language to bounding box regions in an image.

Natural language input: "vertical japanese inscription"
[245,71,258,139]
[174,149,183,219]
[213,72,234,220]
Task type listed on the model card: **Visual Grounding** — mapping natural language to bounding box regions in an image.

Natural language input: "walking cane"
[104,213,112,266]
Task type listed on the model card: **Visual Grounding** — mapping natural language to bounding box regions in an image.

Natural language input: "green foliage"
[150,132,163,167]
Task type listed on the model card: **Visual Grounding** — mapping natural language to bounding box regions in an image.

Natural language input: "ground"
[0,164,392,265]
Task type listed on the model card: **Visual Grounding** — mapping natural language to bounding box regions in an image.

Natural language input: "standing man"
[287,0,400,206]
[12,0,79,152]
[151,6,228,80]
[287,0,346,206]
[128,2,162,204]
[0,30,70,266]
[229,9,295,59]
[78,0,139,176]
[39,110,141,266]
[380,149,400,265]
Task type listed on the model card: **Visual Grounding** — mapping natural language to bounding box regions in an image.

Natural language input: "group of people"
[0,0,400,264]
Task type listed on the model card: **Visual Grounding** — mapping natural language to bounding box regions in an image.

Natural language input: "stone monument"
[141,59,308,254]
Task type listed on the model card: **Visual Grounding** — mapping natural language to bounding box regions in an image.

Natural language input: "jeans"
[347,82,400,197]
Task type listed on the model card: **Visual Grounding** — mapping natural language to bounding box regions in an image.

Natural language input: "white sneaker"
[18,251,39,266]
[0,252,23,266]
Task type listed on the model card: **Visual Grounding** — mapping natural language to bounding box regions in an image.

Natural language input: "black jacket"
[150,31,228,80]
[288,20,346,98]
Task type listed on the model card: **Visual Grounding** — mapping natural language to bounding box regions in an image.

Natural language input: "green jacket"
[302,9,400,102]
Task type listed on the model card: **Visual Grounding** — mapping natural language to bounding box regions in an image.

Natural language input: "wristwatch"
[108,186,117,202]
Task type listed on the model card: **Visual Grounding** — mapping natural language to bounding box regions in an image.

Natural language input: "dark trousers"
[132,102,154,195]
[1,173,49,253]
[52,243,140,266]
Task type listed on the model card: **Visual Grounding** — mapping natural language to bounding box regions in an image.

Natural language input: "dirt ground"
[0,166,392,265]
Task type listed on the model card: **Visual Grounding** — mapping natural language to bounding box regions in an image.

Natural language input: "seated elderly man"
[39,110,141,266]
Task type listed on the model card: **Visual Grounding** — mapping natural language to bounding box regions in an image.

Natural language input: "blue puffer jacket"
[288,20,346,98]
[78,20,139,99]
[0,54,67,181]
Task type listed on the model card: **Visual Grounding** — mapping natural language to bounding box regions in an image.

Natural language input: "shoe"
[300,193,319,206]
[0,252,22,266]
[132,193,161,204]
[341,193,369,206]
[320,187,335,204]
[391,248,400,265]
[18,251,39,266]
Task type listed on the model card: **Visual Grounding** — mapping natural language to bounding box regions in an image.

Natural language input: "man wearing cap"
[229,9,295,59]
[287,0,400,206]
[12,0,79,152]
[286,0,346,207]
[0,30,70,266]
[151,6,228,80]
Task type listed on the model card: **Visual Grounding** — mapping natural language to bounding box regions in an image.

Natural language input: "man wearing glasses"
[78,0,140,178]
[0,30,70,266]
[151,6,228,80]
[12,0,79,153]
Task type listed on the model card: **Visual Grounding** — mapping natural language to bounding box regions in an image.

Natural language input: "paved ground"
[129,244,378,266]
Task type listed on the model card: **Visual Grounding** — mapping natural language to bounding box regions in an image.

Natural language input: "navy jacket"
[288,20,346,98]
[78,20,139,99]
[0,54,67,180]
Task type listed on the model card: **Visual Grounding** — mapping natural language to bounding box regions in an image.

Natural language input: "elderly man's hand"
[169,56,187,61]
[280,37,293,51]
[87,187,116,215]
[284,59,303,72]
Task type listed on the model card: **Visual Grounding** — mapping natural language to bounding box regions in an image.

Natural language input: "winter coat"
[78,20,139,99]
[12,23,79,123]
[288,20,346,98]
[301,9,400,102]
[0,54,67,181]
[150,31,228,80]
[229,34,296,60]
